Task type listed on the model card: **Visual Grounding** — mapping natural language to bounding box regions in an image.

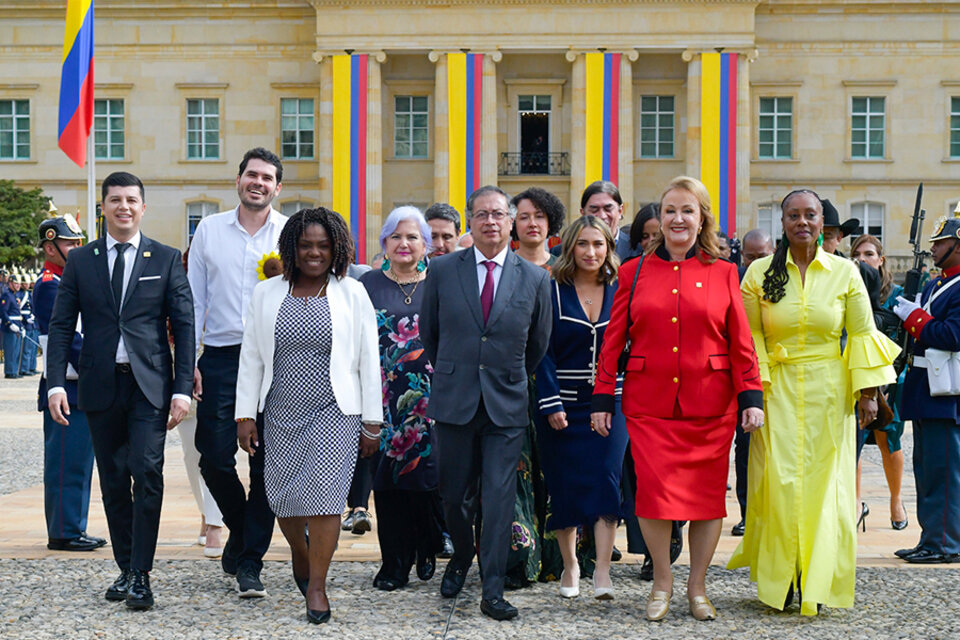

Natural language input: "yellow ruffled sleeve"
[842,261,901,394]
[741,260,771,386]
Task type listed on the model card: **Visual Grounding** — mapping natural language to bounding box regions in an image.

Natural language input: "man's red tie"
[480,260,496,325]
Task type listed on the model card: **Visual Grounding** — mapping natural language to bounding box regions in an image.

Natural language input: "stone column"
[566,49,588,220]
[479,50,502,188]
[682,49,702,180]
[616,50,639,215]
[428,50,452,206]
[735,50,758,233]
[313,50,334,207]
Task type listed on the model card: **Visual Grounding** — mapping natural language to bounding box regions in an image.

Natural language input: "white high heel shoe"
[559,569,580,598]
[593,576,614,600]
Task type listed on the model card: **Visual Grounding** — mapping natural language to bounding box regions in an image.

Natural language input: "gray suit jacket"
[420,246,552,427]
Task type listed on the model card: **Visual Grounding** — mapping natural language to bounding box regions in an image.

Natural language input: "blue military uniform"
[16,287,38,375]
[0,282,23,378]
[899,215,960,562]
[34,213,102,550]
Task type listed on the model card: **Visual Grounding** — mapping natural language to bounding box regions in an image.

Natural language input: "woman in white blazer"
[235,208,382,624]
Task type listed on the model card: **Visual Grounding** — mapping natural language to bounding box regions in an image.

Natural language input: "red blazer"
[593,247,762,419]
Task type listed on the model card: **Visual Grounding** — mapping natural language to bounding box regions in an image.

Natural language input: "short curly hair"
[277,207,354,283]
[510,187,566,240]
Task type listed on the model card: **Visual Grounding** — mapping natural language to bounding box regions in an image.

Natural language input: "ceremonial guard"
[16,273,38,375]
[0,273,24,378]
[34,215,106,552]
[895,210,960,563]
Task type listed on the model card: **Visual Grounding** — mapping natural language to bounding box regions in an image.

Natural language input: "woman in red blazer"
[591,176,764,622]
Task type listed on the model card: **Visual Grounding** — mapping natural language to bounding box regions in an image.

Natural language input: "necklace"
[388,269,422,304]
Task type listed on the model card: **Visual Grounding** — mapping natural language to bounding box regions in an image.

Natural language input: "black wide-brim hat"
[821,199,859,237]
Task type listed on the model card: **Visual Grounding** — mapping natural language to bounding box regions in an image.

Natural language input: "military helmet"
[930,206,960,242]
[38,214,84,247]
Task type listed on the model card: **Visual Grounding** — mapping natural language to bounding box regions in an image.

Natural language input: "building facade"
[2,0,959,265]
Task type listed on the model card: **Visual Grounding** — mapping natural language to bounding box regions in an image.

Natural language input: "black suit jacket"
[46,235,195,412]
[420,247,552,427]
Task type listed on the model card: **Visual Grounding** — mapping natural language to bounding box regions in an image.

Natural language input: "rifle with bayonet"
[894,183,929,374]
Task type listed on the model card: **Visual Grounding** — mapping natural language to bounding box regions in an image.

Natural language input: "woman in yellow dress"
[728,189,899,615]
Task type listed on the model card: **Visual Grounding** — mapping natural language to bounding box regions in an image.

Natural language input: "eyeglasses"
[472,210,509,221]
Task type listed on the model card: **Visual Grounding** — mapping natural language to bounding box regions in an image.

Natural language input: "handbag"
[617,255,644,375]
[864,387,895,431]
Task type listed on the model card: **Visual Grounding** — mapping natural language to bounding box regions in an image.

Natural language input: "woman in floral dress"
[360,206,443,590]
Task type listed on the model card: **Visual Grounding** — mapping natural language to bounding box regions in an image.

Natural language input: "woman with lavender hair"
[359,206,444,591]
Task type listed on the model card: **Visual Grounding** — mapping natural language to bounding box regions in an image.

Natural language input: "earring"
[817,233,824,247]
[381,256,391,272]
[416,257,427,272]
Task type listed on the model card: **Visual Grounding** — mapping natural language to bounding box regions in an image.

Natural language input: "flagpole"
[86,133,96,239]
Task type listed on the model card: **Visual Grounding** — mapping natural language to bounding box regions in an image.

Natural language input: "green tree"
[0,180,48,266]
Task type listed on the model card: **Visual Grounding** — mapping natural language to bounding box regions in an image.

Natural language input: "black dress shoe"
[373,574,407,591]
[80,532,107,547]
[611,545,622,562]
[480,597,518,621]
[48,536,103,552]
[417,555,436,581]
[307,607,331,624]
[438,535,455,559]
[105,570,132,601]
[904,548,960,564]
[351,510,372,535]
[639,555,654,581]
[440,562,468,598]
[895,543,922,559]
[731,519,746,536]
[125,570,154,610]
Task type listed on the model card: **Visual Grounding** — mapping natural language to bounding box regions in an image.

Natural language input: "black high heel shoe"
[307,607,331,624]
[857,502,870,532]
[891,503,908,530]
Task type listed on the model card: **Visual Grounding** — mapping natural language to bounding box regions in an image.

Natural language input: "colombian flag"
[58,0,95,167]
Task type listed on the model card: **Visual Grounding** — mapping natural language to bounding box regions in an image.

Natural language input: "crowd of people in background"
[17,145,960,625]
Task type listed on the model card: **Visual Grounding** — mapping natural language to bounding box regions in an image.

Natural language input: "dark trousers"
[86,367,167,571]
[734,425,750,519]
[374,488,444,582]
[347,450,379,511]
[435,400,525,601]
[913,419,960,555]
[195,346,275,573]
[43,406,95,539]
[21,328,38,373]
[2,330,20,377]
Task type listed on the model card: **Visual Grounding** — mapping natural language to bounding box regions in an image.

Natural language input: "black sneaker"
[237,567,267,598]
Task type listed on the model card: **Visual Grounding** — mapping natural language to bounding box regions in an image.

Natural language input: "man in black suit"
[420,185,551,621]
[46,172,194,610]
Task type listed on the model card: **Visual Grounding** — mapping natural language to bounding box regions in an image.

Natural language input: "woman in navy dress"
[535,215,628,599]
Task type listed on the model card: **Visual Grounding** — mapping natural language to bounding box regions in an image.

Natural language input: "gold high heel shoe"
[688,595,717,621]
[646,589,672,621]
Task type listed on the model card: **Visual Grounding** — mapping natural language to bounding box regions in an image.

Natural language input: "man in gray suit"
[420,185,551,621]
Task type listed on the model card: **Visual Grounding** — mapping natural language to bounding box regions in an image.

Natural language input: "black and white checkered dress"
[263,293,361,517]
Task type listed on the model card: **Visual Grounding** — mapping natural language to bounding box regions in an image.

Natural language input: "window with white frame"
[758,97,792,159]
[280,200,314,217]
[851,97,885,159]
[280,98,314,160]
[394,96,429,159]
[951,96,960,159]
[639,95,675,158]
[849,201,884,243]
[757,202,782,241]
[186,98,220,160]
[0,99,30,160]
[186,201,219,244]
[94,99,124,160]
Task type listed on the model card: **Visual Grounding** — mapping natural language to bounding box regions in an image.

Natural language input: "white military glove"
[893,295,921,322]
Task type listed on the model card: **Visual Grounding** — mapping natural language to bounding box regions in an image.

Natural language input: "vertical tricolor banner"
[700,52,738,236]
[447,53,482,231]
[584,52,620,186]
[332,54,368,263]
[58,0,95,167]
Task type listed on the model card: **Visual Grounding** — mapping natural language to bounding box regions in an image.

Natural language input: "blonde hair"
[850,234,893,301]
[645,176,720,263]
[552,215,620,286]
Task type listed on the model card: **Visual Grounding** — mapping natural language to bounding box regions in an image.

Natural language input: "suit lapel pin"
[696,282,703,288]
[94,248,99,256]
[143,251,151,258]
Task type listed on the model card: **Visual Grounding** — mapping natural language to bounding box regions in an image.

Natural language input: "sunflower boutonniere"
[257,251,283,280]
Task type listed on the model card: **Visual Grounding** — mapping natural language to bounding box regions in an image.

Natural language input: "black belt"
[204,344,242,354]
[115,362,132,374]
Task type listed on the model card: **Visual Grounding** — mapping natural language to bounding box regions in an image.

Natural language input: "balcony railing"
[498,151,570,176]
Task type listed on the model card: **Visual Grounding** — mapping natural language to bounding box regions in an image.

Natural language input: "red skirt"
[626,410,737,521]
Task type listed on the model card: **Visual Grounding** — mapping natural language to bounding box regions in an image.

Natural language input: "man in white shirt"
[188,148,287,598]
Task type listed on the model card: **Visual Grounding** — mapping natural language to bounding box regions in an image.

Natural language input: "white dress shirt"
[474,244,509,299]
[187,207,287,355]
[49,231,191,405]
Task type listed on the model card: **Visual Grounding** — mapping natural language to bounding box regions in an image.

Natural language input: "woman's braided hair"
[761,189,821,303]
[278,207,354,283]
